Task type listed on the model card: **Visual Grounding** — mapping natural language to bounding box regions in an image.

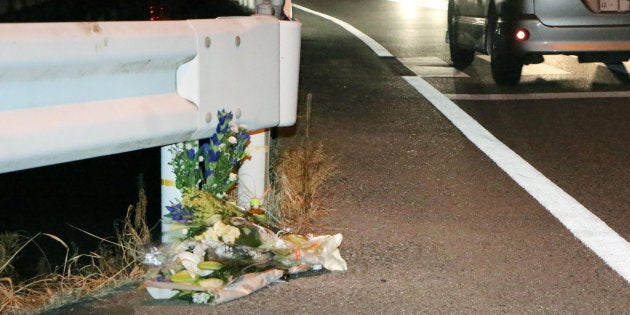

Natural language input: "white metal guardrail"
[0,15,301,174]
[236,0,291,19]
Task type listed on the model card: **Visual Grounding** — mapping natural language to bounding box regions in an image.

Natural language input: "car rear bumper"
[511,17,630,60]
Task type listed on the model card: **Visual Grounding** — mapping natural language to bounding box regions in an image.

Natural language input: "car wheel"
[448,0,474,69]
[490,19,522,85]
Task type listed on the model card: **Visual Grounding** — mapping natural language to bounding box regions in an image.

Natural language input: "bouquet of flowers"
[144,110,346,304]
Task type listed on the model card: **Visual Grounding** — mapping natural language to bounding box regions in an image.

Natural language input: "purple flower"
[207,150,220,162]
[216,123,229,134]
[200,143,209,152]
[187,148,196,160]
[238,132,250,142]
[210,134,220,146]
[165,203,193,223]
[166,203,182,213]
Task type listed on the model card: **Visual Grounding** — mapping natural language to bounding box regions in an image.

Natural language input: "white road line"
[405,76,630,283]
[296,4,630,284]
[386,0,448,11]
[447,91,630,101]
[293,4,393,57]
[477,55,570,75]
[399,57,470,77]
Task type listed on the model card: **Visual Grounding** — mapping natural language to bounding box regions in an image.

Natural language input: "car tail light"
[515,28,530,41]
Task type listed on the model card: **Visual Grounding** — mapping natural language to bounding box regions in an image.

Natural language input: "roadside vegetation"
[0,97,336,314]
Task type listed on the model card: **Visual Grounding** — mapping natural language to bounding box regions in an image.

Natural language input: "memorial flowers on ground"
[144,109,347,304]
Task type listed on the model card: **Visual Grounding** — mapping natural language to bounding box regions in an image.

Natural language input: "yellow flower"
[212,221,241,244]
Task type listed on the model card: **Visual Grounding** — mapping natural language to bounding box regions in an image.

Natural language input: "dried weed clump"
[267,94,337,233]
[0,188,151,314]
[270,141,337,233]
[1,94,335,312]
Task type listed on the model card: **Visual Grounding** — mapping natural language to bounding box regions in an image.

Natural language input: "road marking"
[447,91,630,100]
[295,4,630,284]
[386,0,448,11]
[399,57,469,77]
[477,55,570,75]
[403,76,630,283]
[293,4,393,57]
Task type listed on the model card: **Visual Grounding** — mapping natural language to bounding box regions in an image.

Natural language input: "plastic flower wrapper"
[146,109,347,305]
[145,219,347,303]
[276,233,348,272]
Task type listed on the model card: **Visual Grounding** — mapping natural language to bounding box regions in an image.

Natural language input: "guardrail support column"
[160,144,183,243]
[238,129,270,208]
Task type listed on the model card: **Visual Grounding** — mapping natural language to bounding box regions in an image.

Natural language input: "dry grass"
[1,94,336,312]
[268,141,337,233]
[266,93,338,233]
[0,187,151,314]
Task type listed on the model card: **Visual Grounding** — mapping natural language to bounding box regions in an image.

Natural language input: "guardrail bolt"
[204,36,211,48]
[235,36,241,47]
[205,112,213,123]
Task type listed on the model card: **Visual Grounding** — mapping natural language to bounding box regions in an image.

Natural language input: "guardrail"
[236,0,290,19]
[0,15,301,174]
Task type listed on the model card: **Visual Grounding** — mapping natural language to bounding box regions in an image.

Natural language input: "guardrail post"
[237,129,271,208]
[160,144,184,243]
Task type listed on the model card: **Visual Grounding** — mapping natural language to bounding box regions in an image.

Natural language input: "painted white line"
[447,91,630,101]
[404,75,630,283]
[296,4,630,284]
[387,0,448,11]
[399,56,449,66]
[477,55,570,75]
[406,65,470,77]
[399,57,469,77]
[292,4,394,57]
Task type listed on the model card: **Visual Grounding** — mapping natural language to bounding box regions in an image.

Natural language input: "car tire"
[448,0,474,69]
[490,18,522,85]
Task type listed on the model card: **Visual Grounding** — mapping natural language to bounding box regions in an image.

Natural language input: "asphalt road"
[37,0,630,313]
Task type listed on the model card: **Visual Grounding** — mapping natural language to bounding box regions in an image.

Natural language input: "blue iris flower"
[216,123,228,134]
[207,150,220,162]
[187,148,196,160]
[166,203,182,213]
[239,132,250,142]
[210,134,220,146]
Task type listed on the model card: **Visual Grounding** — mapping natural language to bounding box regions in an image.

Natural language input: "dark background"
[0,0,250,279]
[0,0,250,22]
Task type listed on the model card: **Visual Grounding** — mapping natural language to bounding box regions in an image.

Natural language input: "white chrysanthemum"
[192,292,211,304]
[228,136,237,144]
[229,172,238,181]
[229,122,239,133]
[199,227,219,242]
[212,221,230,235]
[213,221,241,244]
[221,227,241,244]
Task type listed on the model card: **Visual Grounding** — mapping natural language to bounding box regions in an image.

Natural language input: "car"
[447,0,630,85]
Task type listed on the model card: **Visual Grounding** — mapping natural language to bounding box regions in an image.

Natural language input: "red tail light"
[515,28,530,41]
